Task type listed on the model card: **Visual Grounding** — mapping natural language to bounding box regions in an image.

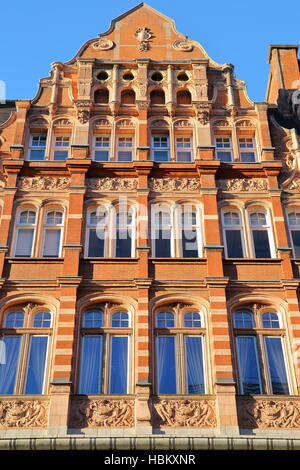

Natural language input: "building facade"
[0,2,300,450]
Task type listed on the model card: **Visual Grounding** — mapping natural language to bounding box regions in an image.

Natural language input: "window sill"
[82,257,139,262]
[6,257,64,262]
[150,258,206,262]
[223,258,281,263]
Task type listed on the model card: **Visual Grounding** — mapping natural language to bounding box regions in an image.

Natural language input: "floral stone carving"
[70,399,135,428]
[18,176,70,191]
[218,178,268,192]
[0,400,48,428]
[86,177,138,191]
[153,399,217,427]
[149,178,200,192]
[135,27,152,51]
[238,399,300,429]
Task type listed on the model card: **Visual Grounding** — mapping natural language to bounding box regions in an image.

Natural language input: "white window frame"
[93,134,111,162]
[113,206,136,258]
[116,135,134,162]
[175,135,193,162]
[178,204,202,257]
[215,135,233,162]
[151,134,170,162]
[28,134,47,161]
[238,136,257,163]
[85,207,109,258]
[41,209,64,258]
[52,134,71,161]
[287,211,300,258]
[248,209,276,258]
[12,208,37,257]
[151,204,174,257]
[222,210,246,258]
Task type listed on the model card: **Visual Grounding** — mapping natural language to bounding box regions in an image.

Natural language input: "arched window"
[42,210,64,257]
[121,89,135,105]
[151,206,172,257]
[150,89,165,105]
[0,306,52,395]
[177,90,192,105]
[287,211,300,258]
[115,207,134,257]
[234,306,290,395]
[86,208,108,257]
[222,210,245,258]
[249,211,274,258]
[94,89,109,104]
[13,209,37,257]
[155,306,206,395]
[179,204,201,257]
[78,305,131,394]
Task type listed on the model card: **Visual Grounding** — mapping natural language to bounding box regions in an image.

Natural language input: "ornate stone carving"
[151,119,169,128]
[18,176,71,191]
[0,173,7,188]
[70,399,134,428]
[29,118,48,127]
[21,302,41,315]
[92,38,114,50]
[149,178,200,192]
[87,177,138,191]
[236,120,255,128]
[53,118,72,128]
[192,64,208,100]
[135,27,152,51]
[173,39,194,52]
[0,400,48,428]
[153,399,217,427]
[218,178,268,192]
[238,399,300,429]
[174,120,193,128]
[77,108,90,124]
[213,120,230,127]
[116,119,135,127]
[194,103,210,125]
[94,119,111,127]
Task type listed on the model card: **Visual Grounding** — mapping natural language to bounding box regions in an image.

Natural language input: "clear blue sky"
[0,0,299,102]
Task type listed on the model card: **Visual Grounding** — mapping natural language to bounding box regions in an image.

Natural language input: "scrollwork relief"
[173,40,194,52]
[0,400,48,428]
[153,399,217,427]
[18,176,71,191]
[149,178,200,192]
[238,399,300,429]
[70,399,134,428]
[92,38,115,50]
[218,178,268,192]
[87,177,138,191]
[135,27,153,52]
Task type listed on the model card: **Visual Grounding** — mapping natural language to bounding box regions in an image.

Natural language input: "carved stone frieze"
[87,177,138,191]
[92,38,114,50]
[149,178,200,192]
[193,103,211,125]
[0,400,48,428]
[75,100,92,124]
[0,173,7,188]
[153,399,217,427]
[70,399,135,428]
[135,27,153,51]
[218,178,268,192]
[238,399,300,429]
[173,39,194,52]
[192,64,208,100]
[18,176,71,191]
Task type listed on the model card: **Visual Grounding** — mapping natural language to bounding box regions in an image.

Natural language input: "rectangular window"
[29,134,47,160]
[182,229,198,257]
[79,335,103,394]
[252,230,271,258]
[265,337,289,395]
[156,336,177,394]
[291,231,300,258]
[43,229,61,257]
[116,229,132,257]
[88,229,105,257]
[15,229,34,257]
[117,137,133,162]
[239,137,256,162]
[185,336,205,394]
[216,137,232,162]
[225,230,244,258]
[0,336,22,395]
[53,136,70,160]
[24,336,48,394]
[155,229,171,257]
[152,136,170,162]
[176,137,192,162]
[109,336,129,394]
[94,136,110,161]
[236,336,262,394]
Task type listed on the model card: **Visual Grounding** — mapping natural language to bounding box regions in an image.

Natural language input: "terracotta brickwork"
[0,3,300,449]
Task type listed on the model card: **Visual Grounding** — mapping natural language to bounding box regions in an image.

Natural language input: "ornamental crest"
[173,39,194,52]
[135,27,152,51]
[92,38,114,50]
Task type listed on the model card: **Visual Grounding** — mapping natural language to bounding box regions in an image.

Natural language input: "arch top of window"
[45,210,64,225]
[33,311,52,328]
[88,208,108,225]
[223,211,241,226]
[249,211,268,227]
[4,311,25,328]
[287,211,300,226]
[261,311,281,329]
[234,310,254,328]
[111,311,130,327]
[82,309,104,328]
[18,209,37,225]
[156,311,175,328]
[183,311,202,328]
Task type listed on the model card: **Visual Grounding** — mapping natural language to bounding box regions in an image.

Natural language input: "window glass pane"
[252,230,271,258]
[182,229,198,257]
[217,151,232,162]
[117,151,132,162]
[225,230,244,258]
[156,312,174,328]
[24,336,48,394]
[185,336,205,394]
[43,229,61,257]
[291,231,300,258]
[55,136,69,147]
[236,336,262,394]
[223,212,240,226]
[29,149,45,160]
[0,336,21,394]
[88,229,105,257]
[184,312,202,328]
[20,211,36,225]
[15,229,34,257]
[250,213,267,226]
[33,312,51,328]
[265,337,289,395]
[109,336,128,394]
[46,211,63,225]
[94,151,109,161]
[95,137,110,147]
[54,151,68,160]
[155,229,171,257]
[234,311,254,328]
[156,336,176,394]
[262,312,280,329]
[111,312,129,328]
[153,151,169,162]
[83,310,103,328]
[240,152,255,162]
[288,212,300,226]
[177,151,192,162]
[5,312,24,328]
[116,229,132,257]
[79,335,103,394]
